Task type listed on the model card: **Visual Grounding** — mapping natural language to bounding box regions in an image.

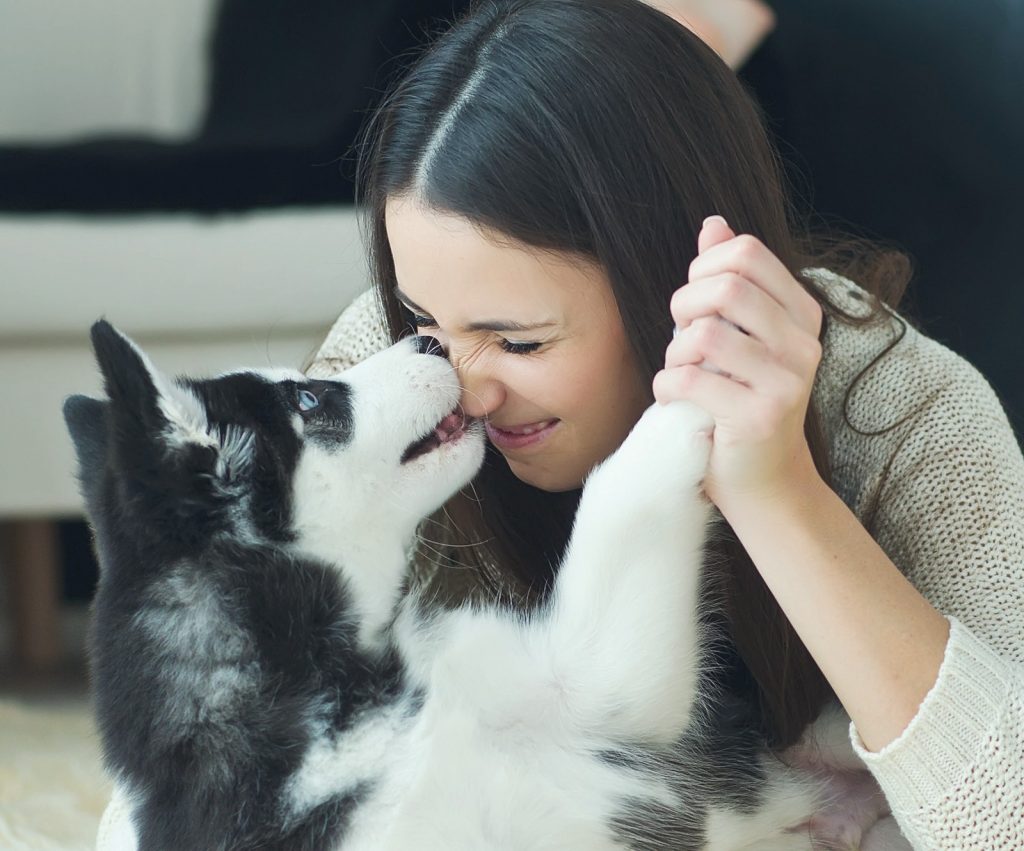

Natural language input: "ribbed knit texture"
[305,287,389,381]
[96,274,1024,849]
[807,271,1024,850]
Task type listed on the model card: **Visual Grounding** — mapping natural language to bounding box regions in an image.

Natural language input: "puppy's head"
[64,321,484,564]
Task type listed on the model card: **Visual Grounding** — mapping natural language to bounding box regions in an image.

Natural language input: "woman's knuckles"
[689,233,766,279]
[653,364,703,402]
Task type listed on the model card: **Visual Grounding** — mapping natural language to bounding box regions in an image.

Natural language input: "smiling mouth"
[401,409,472,464]
[488,419,558,435]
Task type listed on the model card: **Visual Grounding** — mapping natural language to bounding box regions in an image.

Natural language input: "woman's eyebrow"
[394,286,556,333]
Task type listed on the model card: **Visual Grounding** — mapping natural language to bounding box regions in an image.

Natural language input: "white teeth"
[510,419,554,435]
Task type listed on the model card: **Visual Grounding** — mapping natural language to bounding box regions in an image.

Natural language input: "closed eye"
[403,309,436,335]
[405,307,542,355]
[500,340,542,354]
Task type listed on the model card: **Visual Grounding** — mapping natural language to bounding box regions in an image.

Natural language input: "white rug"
[0,699,111,851]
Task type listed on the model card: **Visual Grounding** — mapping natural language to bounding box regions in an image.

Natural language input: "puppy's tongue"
[436,413,466,442]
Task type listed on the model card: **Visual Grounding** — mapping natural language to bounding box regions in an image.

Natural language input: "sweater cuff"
[848,616,1010,817]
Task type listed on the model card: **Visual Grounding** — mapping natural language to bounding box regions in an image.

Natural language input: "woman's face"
[385,197,651,492]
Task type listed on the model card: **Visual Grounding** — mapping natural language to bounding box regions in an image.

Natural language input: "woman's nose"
[457,361,505,419]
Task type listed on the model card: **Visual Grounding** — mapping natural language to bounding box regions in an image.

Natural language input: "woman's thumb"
[698,215,735,254]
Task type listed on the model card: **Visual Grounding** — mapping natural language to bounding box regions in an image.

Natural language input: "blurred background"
[0,0,1021,845]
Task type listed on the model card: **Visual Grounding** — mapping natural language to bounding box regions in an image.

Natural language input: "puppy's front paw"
[635,401,713,484]
[596,401,712,498]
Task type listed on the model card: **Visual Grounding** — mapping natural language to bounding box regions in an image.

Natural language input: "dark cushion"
[742,0,1024,439]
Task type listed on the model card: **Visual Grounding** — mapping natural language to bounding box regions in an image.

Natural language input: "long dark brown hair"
[352,0,911,748]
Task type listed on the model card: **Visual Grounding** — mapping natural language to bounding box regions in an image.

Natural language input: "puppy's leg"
[542,401,714,743]
[781,704,894,850]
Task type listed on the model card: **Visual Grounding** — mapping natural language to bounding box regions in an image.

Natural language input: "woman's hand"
[653,216,825,513]
[641,0,776,68]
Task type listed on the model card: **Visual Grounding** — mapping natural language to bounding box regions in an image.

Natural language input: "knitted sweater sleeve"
[814,277,1024,849]
[305,287,391,377]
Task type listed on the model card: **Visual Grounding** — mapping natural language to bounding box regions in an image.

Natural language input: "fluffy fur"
[66,321,865,850]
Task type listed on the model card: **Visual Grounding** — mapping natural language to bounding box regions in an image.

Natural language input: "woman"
[96,0,1023,847]
[308,0,1024,847]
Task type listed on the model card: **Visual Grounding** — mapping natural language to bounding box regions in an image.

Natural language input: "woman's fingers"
[697,214,735,254]
[667,315,765,384]
[653,362,751,426]
[687,232,823,338]
[670,272,818,372]
[666,216,823,391]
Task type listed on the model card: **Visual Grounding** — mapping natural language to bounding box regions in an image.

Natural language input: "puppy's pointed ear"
[62,394,110,517]
[90,320,162,422]
[89,320,212,447]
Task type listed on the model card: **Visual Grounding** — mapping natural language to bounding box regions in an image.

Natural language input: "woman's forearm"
[643,0,776,68]
[718,471,951,752]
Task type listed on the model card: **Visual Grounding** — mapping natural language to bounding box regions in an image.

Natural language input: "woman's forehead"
[385,198,613,324]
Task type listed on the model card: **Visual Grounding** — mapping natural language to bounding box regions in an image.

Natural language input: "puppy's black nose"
[413,335,448,359]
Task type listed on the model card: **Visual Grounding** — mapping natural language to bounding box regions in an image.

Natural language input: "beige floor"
[0,603,110,851]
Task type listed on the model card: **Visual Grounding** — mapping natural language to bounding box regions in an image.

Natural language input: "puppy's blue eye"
[297,389,319,412]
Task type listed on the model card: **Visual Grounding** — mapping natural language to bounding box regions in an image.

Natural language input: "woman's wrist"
[711,457,950,751]
[710,443,826,527]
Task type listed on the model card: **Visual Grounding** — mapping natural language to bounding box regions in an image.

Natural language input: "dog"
[66,320,881,850]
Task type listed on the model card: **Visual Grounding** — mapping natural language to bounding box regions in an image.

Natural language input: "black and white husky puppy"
[66,320,846,850]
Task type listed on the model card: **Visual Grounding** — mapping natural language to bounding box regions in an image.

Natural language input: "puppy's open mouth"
[401,409,472,464]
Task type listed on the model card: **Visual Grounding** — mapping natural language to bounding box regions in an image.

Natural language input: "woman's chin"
[505,456,585,493]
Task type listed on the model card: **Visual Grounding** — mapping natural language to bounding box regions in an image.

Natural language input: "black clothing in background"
[741,0,1024,438]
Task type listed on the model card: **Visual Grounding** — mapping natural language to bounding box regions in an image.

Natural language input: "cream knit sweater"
[96,273,1024,850]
